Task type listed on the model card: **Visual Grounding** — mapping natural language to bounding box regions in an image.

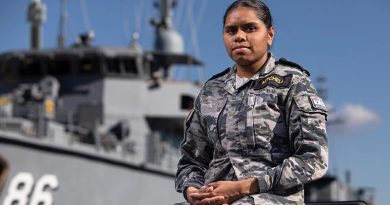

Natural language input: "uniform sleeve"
[256,74,328,194]
[175,98,214,195]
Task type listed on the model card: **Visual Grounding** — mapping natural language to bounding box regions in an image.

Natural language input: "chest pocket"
[245,88,282,152]
[201,97,227,144]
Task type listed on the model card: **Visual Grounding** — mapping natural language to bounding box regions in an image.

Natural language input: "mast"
[27,0,47,49]
[316,75,328,102]
[151,0,183,54]
[58,0,67,48]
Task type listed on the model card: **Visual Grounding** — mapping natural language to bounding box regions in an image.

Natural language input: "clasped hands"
[186,179,257,205]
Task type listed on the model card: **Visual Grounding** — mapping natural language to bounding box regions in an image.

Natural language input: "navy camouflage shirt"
[175,54,328,205]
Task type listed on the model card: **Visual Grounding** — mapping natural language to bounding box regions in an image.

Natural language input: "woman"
[175,0,328,204]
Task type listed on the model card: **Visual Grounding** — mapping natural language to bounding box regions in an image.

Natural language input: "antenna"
[58,0,67,48]
[80,0,92,32]
[73,0,95,47]
[185,0,207,83]
[27,0,47,49]
[129,32,143,53]
[316,75,328,101]
[129,0,146,50]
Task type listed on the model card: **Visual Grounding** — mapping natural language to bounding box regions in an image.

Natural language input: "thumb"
[205,186,213,192]
[207,182,219,188]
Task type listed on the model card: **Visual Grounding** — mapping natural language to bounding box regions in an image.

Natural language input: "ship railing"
[0,117,36,137]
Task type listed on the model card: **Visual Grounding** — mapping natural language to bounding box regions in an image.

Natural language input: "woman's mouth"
[232,45,250,53]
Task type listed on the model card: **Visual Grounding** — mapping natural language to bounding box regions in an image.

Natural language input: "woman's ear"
[267,26,275,47]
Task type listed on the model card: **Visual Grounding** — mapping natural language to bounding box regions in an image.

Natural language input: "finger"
[199,186,213,193]
[199,186,207,192]
[189,192,214,201]
[210,195,225,203]
[199,196,226,205]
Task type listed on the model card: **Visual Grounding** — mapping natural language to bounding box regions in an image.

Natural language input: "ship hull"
[0,132,183,205]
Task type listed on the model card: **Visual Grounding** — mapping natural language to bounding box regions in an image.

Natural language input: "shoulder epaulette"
[276,58,310,76]
[206,67,231,82]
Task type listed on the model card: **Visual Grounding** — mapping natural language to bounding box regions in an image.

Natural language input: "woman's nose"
[234,31,246,42]
[234,34,246,42]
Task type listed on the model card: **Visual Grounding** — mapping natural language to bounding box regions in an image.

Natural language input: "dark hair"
[223,0,273,29]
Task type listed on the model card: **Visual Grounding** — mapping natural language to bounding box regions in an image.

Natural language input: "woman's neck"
[235,66,259,78]
[235,54,270,78]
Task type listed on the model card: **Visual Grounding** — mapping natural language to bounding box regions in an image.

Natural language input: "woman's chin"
[234,57,253,66]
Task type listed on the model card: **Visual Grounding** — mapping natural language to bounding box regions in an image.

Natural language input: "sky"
[1,0,389,204]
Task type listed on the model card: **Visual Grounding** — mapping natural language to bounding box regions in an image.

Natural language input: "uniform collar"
[223,53,277,94]
[257,53,277,77]
[223,68,236,95]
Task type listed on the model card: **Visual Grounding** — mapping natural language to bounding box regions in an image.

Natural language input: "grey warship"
[0,0,202,204]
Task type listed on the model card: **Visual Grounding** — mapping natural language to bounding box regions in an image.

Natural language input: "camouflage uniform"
[175,55,328,205]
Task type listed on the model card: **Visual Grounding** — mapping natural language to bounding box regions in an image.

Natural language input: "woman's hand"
[201,178,259,204]
[186,178,258,205]
[204,181,245,204]
[187,186,226,205]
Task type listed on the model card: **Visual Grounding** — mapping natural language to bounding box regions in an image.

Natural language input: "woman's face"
[223,6,274,71]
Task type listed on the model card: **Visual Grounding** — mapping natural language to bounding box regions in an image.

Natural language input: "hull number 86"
[2,172,58,205]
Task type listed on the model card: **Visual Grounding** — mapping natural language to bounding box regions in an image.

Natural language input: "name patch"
[253,74,292,90]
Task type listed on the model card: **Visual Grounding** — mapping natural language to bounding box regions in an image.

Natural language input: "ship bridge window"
[0,59,17,81]
[181,95,194,110]
[107,58,121,74]
[105,58,138,76]
[48,58,72,75]
[79,57,101,74]
[19,58,43,77]
[123,59,138,75]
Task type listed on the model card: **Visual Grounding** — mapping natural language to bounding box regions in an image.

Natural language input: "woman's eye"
[245,25,257,32]
[225,27,237,35]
